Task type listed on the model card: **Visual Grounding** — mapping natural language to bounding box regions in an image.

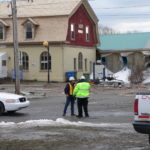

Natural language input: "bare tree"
[99,25,120,35]
[129,66,145,84]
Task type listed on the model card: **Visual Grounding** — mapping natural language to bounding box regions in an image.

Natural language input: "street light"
[43,41,50,83]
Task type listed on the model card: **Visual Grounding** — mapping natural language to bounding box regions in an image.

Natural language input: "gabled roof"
[98,32,150,51]
[0,0,98,22]
[21,18,39,26]
[0,0,99,44]
[0,0,80,18]
[0,19,9,27]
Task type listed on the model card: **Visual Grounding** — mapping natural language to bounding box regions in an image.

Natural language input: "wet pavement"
[0,83,150,150]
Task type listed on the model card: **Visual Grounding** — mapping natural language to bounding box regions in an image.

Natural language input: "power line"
[17,1,77,7]
[1,0,150,10]
[98,13,150,16]
[93,4,150,10]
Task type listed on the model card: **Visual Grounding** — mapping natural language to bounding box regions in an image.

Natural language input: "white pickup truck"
[133,93,150,143]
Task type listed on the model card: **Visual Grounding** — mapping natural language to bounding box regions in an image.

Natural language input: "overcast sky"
[89,0,150,33]
[1,0,150,33]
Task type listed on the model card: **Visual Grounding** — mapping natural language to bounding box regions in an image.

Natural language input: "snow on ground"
[143,69,150,84]
[113,68,131,84]
[143,77,150,84]
[0,118,130,129]
[106,67,131,84]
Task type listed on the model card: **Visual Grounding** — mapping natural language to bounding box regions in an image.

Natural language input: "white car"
[0,92,30,115]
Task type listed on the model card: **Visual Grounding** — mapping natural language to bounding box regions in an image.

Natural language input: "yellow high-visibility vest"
[73,82,91,98]
[68,83,74,95]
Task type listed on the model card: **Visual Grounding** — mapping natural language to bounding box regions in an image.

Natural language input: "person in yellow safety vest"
[73,75,91,118]
[63,76,76,116]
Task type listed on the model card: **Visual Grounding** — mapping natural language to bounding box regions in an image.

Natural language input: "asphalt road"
[0,85,150,150]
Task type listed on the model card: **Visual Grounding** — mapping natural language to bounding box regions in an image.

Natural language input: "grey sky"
[1,0,150,33]
[89,0,150,33]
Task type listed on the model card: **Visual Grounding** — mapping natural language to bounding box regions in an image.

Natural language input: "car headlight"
[5,99,18,103]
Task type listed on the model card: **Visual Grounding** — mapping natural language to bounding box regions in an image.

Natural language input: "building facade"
[0,0,99,82]
[97,33,150,73]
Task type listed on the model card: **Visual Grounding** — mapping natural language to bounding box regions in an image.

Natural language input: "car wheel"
[0,102,4,116]
[8,111,16,114]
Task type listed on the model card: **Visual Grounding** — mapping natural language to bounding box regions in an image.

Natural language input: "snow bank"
[0,118,129,129]
[143,77,150,84]
[113,68,131,84]
[105,67,131,84]
[143,69,150,84]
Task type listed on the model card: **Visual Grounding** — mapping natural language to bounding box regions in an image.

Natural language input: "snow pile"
[143,69,150,84]
[0,118,130,129]
[113,68,131,84]
[105,67,131,84]
[143,77,150,84]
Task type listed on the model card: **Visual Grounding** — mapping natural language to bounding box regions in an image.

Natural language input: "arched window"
[40,52,51,70]
[21,52,29,70]
[26,22,33,39]
[0,23,4,40]
[78,52,83,70]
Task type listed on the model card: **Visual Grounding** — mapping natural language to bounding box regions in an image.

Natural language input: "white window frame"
[40,52,51,71]
[0,23,4,40]
[70,23,75,41]
[25,22,34,39]
[19,51,29,70]
[85,58,87,71]
[85,26,90,41]
[78,52,83,71]
[74,58,77,71]
[22,52,29,70]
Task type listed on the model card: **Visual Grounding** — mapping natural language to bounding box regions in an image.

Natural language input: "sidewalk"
[0,82,66,99]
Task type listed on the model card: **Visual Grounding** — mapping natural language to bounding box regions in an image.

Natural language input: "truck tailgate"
[138,93,150,119]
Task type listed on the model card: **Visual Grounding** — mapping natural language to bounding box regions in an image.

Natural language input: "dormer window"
[22,18,39,40]
[26,22,33,39]
[0,23,4,40]
[70,23,75,40]
[0,20,9,41]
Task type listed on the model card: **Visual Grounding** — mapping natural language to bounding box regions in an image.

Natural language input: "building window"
[40,52,51,70]
[26,22,33,39]
[85,26,90,41]
[2,60,6,66]
[90,61,93,73]
[122,57,128,66]
[22,52,29,70]
[71,23,75,40]
[85,58,87,71]
[74,58,77,70]
[102,57,106,65]
[0,23,4,40]
[78,52,83,70]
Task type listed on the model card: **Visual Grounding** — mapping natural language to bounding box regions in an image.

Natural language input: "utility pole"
[11,0,20,94]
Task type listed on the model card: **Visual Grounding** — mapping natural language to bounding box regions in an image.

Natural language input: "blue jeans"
[63,96,75,115]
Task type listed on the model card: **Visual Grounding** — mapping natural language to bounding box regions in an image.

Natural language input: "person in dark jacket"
[63,76,76,116]
[73,75,91,118]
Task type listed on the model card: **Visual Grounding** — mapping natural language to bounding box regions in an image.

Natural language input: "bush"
[129,67,144,84]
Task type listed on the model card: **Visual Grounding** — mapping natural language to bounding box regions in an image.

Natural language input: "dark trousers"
[77,98,89,117]
[63,96,75,115]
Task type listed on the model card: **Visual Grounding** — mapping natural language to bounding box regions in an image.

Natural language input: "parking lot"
[0,83,150,150]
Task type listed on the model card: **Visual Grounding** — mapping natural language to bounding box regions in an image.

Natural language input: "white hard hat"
[80,75,85,80]
[69,76,75,81]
